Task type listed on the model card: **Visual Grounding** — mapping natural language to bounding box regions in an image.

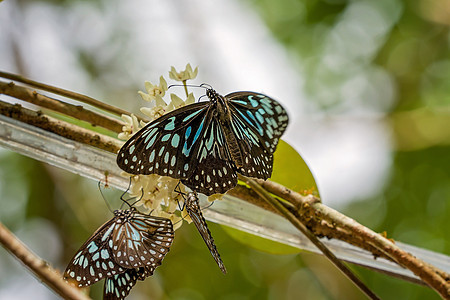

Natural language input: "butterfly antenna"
[119,177,134,209]
[167,84,208,90]
[128,188,144,208]
[203,200,215,210]
[198,94,209,102]
[120,177,132,201]
[119,200,127,210]
[200,83,213,89]
[98,181,114,214]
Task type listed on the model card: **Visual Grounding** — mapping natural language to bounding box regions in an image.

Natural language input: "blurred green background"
[0,0,449,299]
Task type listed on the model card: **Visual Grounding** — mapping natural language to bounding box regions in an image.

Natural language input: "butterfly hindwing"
[112,211,174,269]
[103,269,139,300]
[227,92,289,153]
[103,266,153,300]
[226,92,288,179]
[185,192,227,274]
[64,219,126,287]
[64,207,174,298]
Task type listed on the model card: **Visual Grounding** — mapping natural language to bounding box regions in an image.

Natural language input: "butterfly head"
[185,191,198,206]
[113,207,137,221]
[205,88,230,121]
[205,88,220,103]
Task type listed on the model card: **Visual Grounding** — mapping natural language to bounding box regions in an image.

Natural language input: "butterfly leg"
[174,181,189,212]
[174,181,187,195]
[116,177,144,209]
[119,177,133,202]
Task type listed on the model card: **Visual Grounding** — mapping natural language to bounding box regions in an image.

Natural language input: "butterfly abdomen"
[213,96,245,168]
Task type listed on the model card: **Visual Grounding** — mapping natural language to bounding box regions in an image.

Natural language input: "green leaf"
[223,140,319,254]
[271,140,319,196]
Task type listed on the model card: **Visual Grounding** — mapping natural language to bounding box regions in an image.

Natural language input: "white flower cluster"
[118,64,199,229]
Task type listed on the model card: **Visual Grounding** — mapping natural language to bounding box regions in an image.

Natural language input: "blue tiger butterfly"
[117,87,289,196]
[64,207,174,299]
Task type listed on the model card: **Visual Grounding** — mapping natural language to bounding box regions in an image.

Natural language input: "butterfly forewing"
[185,192,227,274]
[112,211,174,269]
[226,92,288,179]
[103,266,153,300]
[227,92,289,154]
[64,208,174,293]
[64,219,126,286]
[117,102,211,177]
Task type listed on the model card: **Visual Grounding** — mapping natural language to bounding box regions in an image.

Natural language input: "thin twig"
[227,185,394,263]
[314,203,450,297]
[0,80,125,133]
[256,179,450,299]
[0,100,123,153]
[227,184,293,214]
[0,222,91,300]
[239,174,381,300]
[0,70,147,121]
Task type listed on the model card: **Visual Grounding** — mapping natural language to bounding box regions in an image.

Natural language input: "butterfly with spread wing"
[117,87,289,196]
[64,207,174,300]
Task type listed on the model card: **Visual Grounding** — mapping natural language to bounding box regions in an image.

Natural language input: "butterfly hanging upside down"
[64,207,174,300]
[178,189,227,274]
[117,87,289,196]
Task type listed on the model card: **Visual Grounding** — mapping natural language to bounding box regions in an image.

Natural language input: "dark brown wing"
[64,217,126,287]
[226,92,289,179]
[111,211,174,269]
[103,266,154,300]
[185,192,227,274]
